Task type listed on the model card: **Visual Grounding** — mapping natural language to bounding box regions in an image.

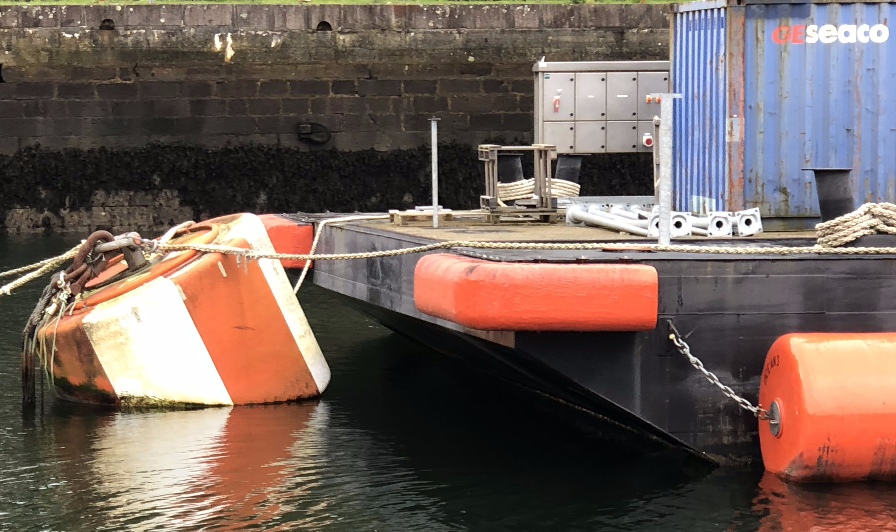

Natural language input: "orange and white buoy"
[759,333,896,482]
[35,213,330,407]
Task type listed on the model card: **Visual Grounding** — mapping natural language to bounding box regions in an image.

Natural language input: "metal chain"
[667,321,767,419]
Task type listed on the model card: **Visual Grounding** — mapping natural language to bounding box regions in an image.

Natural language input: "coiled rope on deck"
[496,178,581,203]
[816,202,896,247]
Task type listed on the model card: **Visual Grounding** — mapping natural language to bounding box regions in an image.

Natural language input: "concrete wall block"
[138,81,182,99]
[453,5,515,30]
[357,80,402,97]
[255,116,299,135]
[57,83,97,100]
[247,98,282,116]
[402,80,437,95]
[0,101,24,118]
[152,100,190,118]
[470,113,503,130]
[59,6,86,27]
[482,80,510,94]
[23,101,66,118]
[411,96,448,114]
[109,101,154,118]
[185,67,226,81]
[331,80,357,96]
[448,95,492,113]
[258,80,289,97]
[124,5,185,28]
[365,97,393,114]
[14,82,55,100]
[438,79,481,95]
[97,83,138,100]
[502,112,533,131]
[511,5,541,29]
[184,5,232,27]
[226,99,248,116]
[189,99,226,117]
[289,80,329,96]
[511,80,534,94]
[281,98,310,115]
[541,5,581,29]
[64,100,111,118]
[278,5,306,30]
[21,6,60,28]
[405,5,453,30]
[0,8,19,28]
[215,80,259,98]
[234,5,275,30]
[183,82,214,98]
[67,67,118,82]
[458,63,494,77]
[201,116,258,136]
[326,97,364,115]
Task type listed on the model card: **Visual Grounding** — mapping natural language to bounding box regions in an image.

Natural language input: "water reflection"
[752,473,896,531]
[51,402,326,531]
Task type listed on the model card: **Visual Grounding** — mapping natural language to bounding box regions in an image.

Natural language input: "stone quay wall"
[0,4,671,234]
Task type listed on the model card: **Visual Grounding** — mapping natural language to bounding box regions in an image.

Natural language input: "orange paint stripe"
[414,253,658,331]
[175,241,319,404]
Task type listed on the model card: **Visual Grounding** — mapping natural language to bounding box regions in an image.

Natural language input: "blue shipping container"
[673,0,896,220]
[744,2,896,217]
[673,1,728,214]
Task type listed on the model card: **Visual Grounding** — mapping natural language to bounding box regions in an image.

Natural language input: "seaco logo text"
[771,24,889,44]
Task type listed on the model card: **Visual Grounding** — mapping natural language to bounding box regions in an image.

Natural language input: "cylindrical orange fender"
[414,253,658,331]
[759,333,896,482]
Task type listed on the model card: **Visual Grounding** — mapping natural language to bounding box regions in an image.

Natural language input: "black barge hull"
[311,221,896,463]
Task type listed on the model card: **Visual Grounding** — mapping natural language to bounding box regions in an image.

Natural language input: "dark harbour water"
[4,236,896,531]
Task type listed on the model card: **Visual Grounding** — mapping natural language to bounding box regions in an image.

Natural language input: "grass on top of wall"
[0,0,670,5]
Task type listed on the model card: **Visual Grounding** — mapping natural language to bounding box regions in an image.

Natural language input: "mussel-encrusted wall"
[1,143,653,234]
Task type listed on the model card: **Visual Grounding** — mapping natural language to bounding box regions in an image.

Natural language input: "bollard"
[806,167,853,223]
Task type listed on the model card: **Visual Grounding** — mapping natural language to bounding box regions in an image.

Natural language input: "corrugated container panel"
[744,3,896,217]
[672,3,727,214]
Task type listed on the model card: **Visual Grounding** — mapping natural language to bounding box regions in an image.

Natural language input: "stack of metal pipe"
[566,204,763,238]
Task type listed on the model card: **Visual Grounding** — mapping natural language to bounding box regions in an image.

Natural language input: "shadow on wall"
[0,143,653,227]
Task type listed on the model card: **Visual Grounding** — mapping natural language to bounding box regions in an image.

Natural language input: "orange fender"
[413,253,658,331]
[259,214,313,269]
[760,333,896,482]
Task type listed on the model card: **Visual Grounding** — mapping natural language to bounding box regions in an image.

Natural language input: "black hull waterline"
[311,222,896,463]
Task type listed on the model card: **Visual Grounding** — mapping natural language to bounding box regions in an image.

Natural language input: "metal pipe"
[657,96,673,245]
[430,117,440,229]
[588,208,650,228]
[609,206,641,220]
[569,208,650,237]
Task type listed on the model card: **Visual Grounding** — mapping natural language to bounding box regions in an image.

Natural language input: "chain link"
[666,321,767,419]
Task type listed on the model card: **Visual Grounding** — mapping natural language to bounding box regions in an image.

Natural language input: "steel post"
[430,118,440,228]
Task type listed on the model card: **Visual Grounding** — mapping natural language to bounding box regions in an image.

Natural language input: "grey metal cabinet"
[534,61,669,154]
[574,73,607,121]
[575,121,607,154]
[542,73,576,122]
[544,122,576,154]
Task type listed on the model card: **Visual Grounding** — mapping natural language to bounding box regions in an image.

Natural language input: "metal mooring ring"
[768,400,782,438]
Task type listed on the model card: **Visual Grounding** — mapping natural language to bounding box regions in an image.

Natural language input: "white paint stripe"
[83,277,234,406]
[218,214,331,393]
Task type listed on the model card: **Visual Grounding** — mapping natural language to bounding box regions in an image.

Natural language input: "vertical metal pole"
[655,93,681,246]
[430,118,440,229]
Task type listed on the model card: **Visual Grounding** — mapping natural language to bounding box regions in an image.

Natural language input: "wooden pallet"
[389,209,454,226]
